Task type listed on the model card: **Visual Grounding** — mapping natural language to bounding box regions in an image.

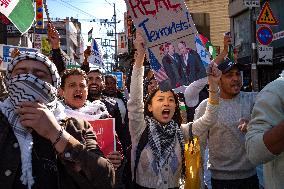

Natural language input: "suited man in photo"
[162,43,187,89]
[178,41,207,84]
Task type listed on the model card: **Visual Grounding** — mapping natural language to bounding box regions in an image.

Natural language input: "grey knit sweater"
[194,92,258,180]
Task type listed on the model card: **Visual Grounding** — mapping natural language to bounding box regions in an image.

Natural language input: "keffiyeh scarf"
[145,116,185,186]
[0,52,64,189]
[63,100,109,121]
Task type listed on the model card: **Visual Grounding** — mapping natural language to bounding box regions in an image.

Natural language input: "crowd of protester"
[0,22,283,189]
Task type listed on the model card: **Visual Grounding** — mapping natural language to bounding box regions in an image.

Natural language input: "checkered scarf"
[146,116,185,186]
[0,52,65,189]
[63,100,110,120]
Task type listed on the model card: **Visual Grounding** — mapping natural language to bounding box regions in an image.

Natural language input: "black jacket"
[0,112,115,189]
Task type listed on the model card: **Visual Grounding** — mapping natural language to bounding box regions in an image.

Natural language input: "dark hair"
[88,69,102,75]
[105,74,117,83]
[144,88,182,126]
[60,68,87,88]
[88,69,105,82]
[148,76,156,83]
[179,41,187,46]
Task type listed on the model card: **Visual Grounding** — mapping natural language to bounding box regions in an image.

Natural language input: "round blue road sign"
[257,26,273,46]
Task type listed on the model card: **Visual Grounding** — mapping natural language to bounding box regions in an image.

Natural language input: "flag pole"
[43,0,51,22]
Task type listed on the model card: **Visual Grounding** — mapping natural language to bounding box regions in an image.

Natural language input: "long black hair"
[144,88,182,126]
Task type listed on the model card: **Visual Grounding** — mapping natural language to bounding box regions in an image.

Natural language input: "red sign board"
[89,118,116,156]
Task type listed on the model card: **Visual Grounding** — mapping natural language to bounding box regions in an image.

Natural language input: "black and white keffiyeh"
[63,100,109,121]
[0,52,65,189]
[145,116,185,185]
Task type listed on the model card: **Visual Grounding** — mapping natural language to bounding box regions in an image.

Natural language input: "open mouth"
[231,83,241,90]
[89,84,99,90]
[162,109,171,118]
[73,94,83,100]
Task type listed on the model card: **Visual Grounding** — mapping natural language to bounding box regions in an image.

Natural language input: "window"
[233,10,251,58]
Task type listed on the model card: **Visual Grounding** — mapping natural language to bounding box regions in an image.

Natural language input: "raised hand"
[207,62,222,91]
[11,48,20,58]
[48,22,60,49]
[223,34,232,53]
[16,101,61,142]
[133,30,146,68]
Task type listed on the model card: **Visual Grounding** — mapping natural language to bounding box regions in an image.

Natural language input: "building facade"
[229,0,284,90]
[185,0,230,51]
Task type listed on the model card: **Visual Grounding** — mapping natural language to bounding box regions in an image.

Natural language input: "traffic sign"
[257,26,273,46]
[258,45,273,65]
[257,2,278,25]
[244,0,260,8]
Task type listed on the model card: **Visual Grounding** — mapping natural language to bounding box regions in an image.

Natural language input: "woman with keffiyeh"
[0,52,115,189]
[128,32,221,189]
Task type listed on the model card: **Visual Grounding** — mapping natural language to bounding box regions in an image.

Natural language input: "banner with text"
[125,0,208,91]
[0,44,38,70]
[88,118,116,156]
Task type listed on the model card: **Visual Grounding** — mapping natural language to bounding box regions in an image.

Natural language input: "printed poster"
[125,0,209,91]
[112,72,123,89]
[0,44,38,70]
[88,118,116,156]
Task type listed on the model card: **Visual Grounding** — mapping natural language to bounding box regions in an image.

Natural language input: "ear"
[58,88,64,98]
[148,103,153,113]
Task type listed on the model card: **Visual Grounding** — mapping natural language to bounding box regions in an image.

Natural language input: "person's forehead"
[13,59,50,71]
[106,76,116,82]
[178,43,184,47]
[155,90,174,97]
[66,75,86,83]
[88,72,102,78]
[149,78,157,83]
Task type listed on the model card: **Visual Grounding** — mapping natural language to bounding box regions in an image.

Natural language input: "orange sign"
[257,2,278,25]
[89,118,116,156]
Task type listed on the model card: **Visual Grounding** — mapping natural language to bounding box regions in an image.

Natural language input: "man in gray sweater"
[246,70,284,189]
[193,58,259,189]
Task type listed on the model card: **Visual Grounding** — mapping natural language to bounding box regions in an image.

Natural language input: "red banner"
[88,118,116,156]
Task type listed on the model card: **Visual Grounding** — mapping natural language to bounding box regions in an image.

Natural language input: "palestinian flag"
[0,0,35,33]
[198,34,217,59]
[88,28,93,42]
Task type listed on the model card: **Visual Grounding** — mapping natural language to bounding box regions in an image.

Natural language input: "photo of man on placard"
[162,42,187,89]
[178,41,207,84]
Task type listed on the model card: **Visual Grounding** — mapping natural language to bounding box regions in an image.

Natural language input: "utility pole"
[114,3,118,68]
[250,7,259,92]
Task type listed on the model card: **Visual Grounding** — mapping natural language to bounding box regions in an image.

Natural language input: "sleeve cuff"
[60,135,84,163]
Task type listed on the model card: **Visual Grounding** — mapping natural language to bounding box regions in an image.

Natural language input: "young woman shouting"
[128,32,222,189]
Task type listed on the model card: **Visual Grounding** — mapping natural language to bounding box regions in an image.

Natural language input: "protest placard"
[125,0,209,91]
[0,44,38,70]
[88,118,116,156]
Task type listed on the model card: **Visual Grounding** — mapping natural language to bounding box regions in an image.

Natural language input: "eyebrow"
[156,96,165,98]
